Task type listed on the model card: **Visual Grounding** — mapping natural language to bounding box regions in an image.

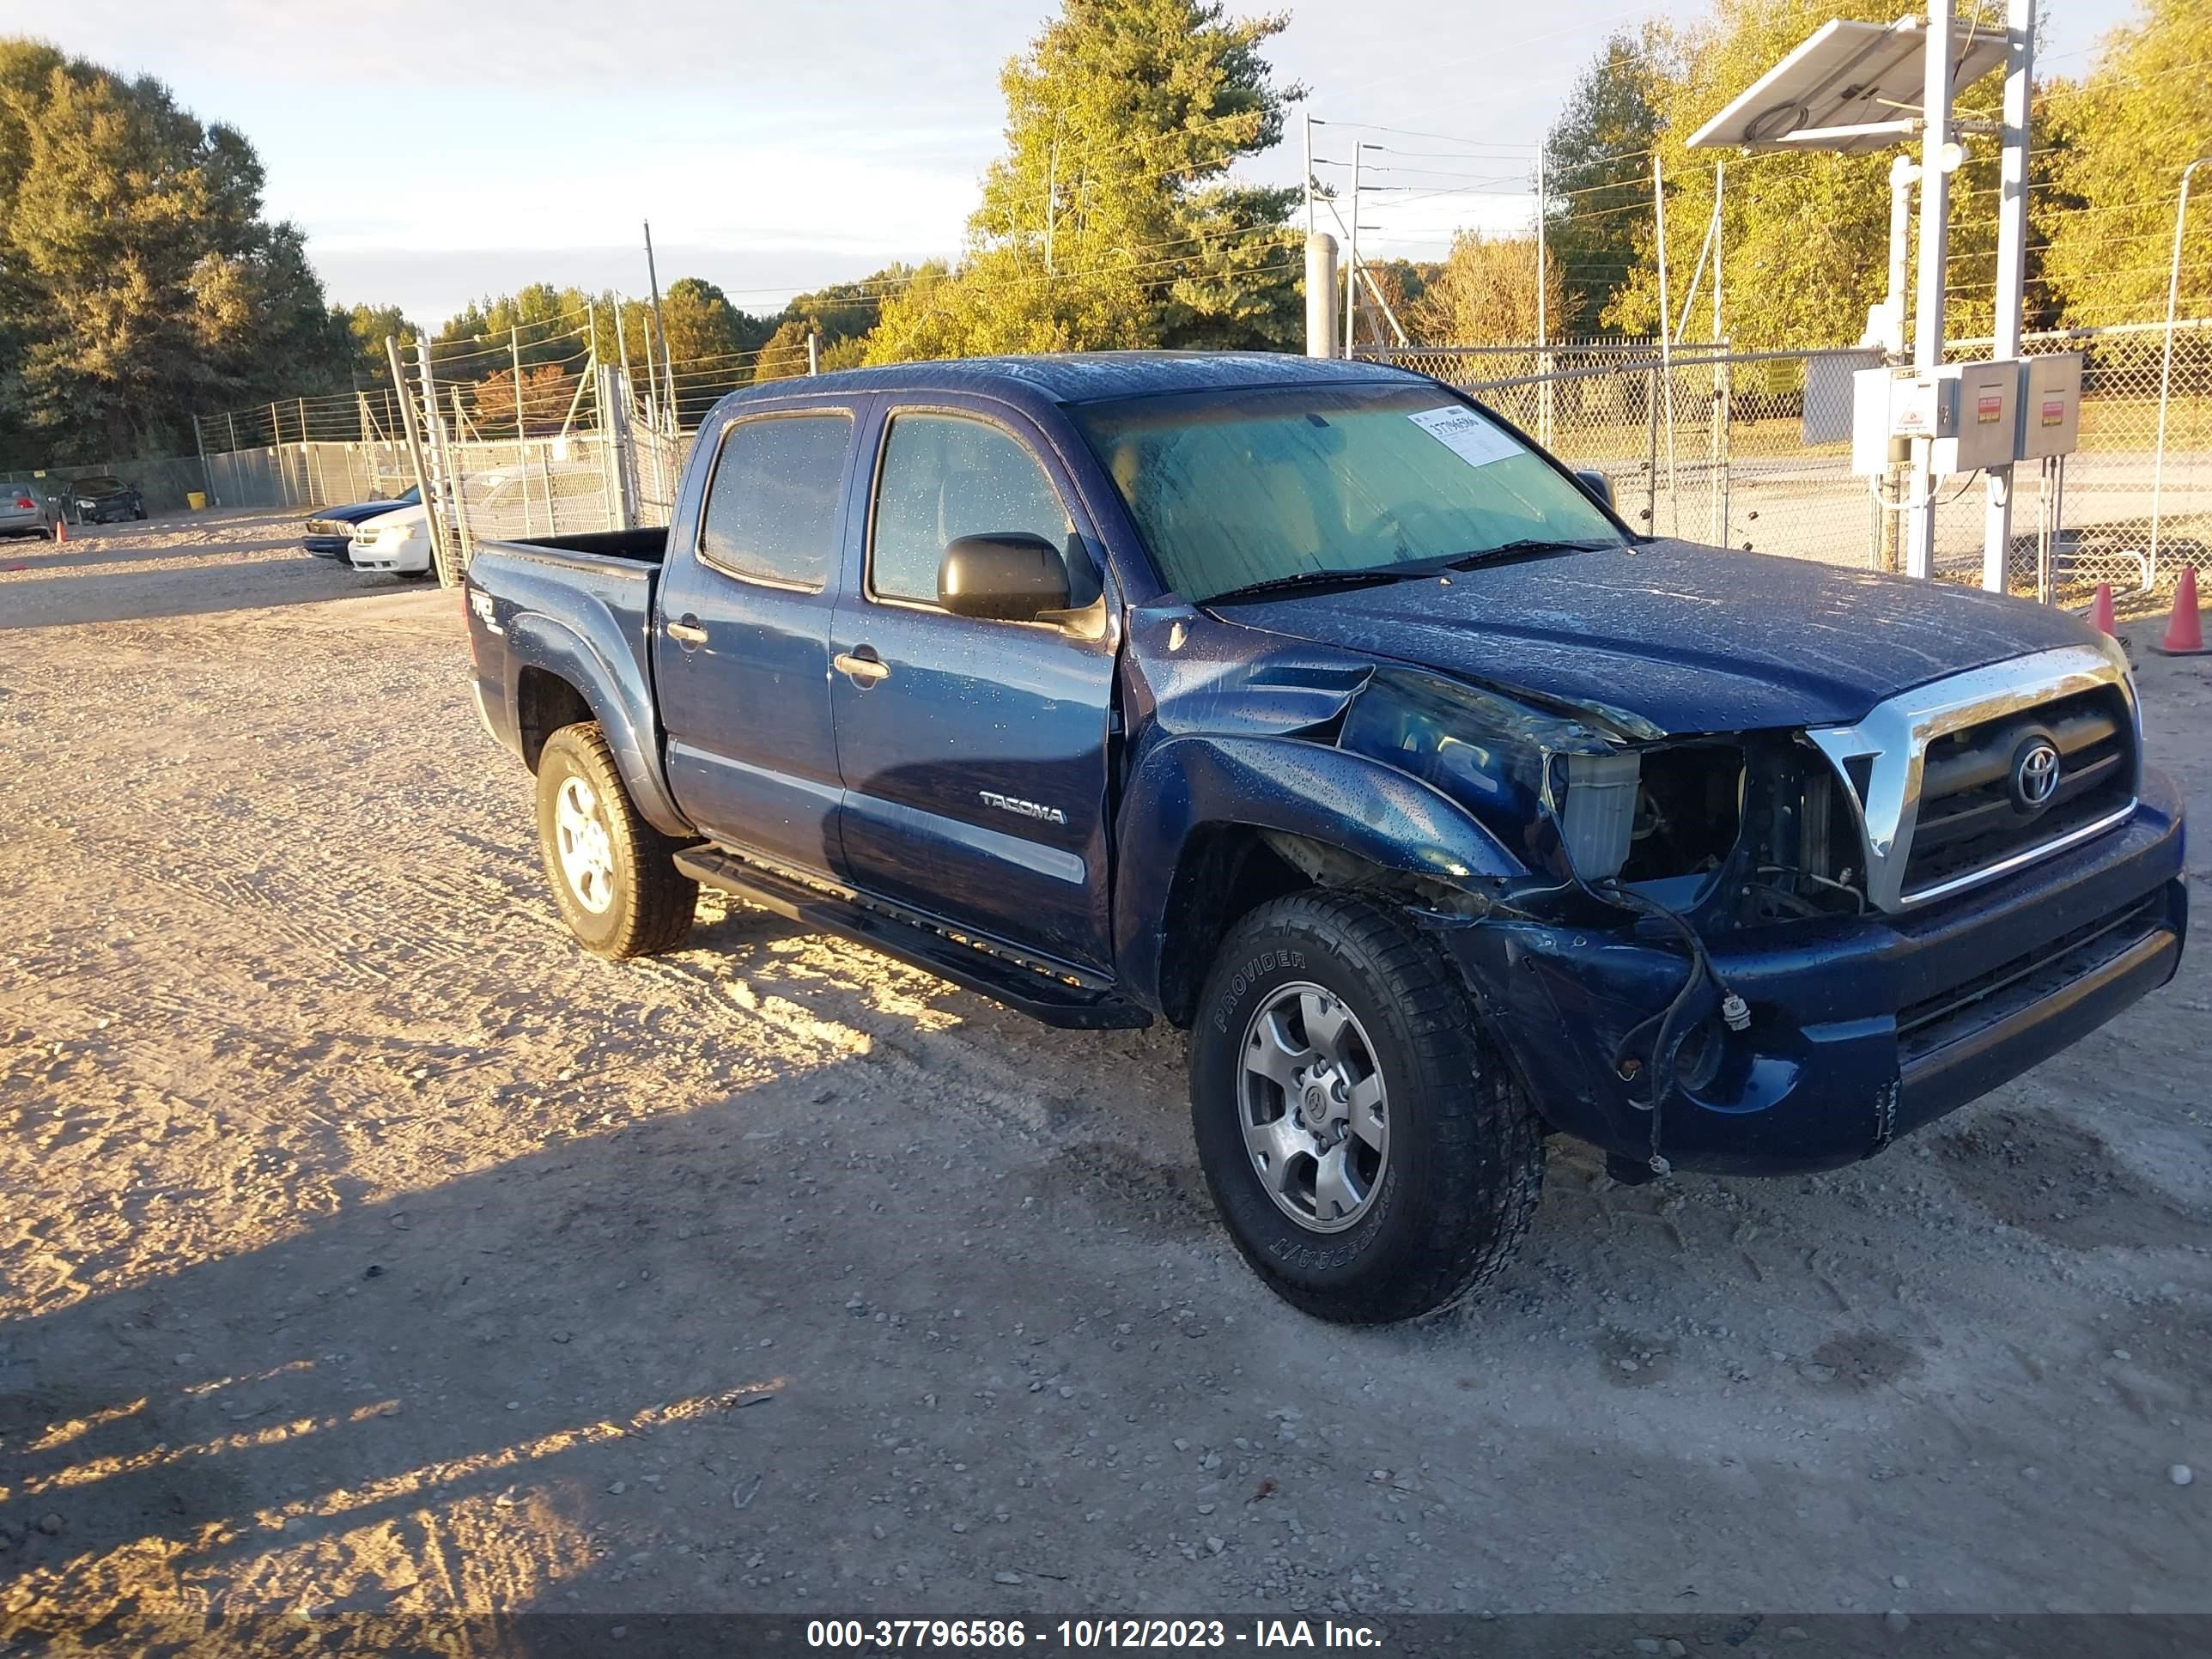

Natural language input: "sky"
[0,0,2145,330]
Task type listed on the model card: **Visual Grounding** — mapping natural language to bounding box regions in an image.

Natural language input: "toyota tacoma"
[461,354,2187,1323]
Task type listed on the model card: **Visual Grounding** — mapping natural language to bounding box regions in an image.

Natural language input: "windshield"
[1070,383,1623,602]
[76,477,123,494]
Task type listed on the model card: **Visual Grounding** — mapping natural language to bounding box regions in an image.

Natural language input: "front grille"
[1900,685,2135,899]
[1897,892,2166,1063]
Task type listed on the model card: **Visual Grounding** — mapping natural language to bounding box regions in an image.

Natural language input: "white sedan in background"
[347,499,440,576]
[348,468,580,576]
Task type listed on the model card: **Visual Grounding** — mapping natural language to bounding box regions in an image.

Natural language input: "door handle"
[834,649,890,686]
[665,617,709,647]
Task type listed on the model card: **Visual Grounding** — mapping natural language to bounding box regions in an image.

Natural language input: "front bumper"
[303,536,353,559]
[1441,767,2188,1175]
[349,540,432,574]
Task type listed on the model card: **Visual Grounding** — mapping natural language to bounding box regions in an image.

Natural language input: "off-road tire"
[1190,890,1544,1324]
[535,722,696,959]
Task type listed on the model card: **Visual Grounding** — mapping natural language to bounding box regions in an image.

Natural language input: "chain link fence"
[1363,318,2212,599]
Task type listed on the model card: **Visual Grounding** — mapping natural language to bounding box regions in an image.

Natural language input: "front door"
[656,405,860,876]
[829,402,1118,972]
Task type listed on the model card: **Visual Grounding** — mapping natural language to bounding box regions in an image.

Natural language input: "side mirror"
[1574,469,1616,511]
[939,532,1071,622]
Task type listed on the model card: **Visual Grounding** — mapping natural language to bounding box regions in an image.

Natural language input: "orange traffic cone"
[2154,565,2209,656]
[52,516,65,544]
[2087,581,2115,635]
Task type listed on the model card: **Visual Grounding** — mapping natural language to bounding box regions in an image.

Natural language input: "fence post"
[191,415,214,508]
[1644,364,1660,531]
[386,334,440,574]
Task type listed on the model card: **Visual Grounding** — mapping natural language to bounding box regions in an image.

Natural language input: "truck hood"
[1207,539,2102,733]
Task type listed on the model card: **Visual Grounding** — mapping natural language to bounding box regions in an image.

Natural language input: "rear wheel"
[534,722,696,959]
[1189,890,1543,1324]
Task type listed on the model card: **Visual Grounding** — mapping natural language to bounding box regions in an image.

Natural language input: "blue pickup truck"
[463,353,2187,1323]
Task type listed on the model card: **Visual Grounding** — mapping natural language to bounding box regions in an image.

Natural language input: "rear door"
[829,399,1119,972]
[655,402,866,876]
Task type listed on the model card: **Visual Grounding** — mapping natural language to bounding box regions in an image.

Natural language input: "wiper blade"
[1440,538,1617,569]
[1205,567,1420,603]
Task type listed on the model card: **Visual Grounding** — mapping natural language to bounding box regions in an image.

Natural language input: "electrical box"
[1850,361,2021,476]
[2018,353,2083,460]
[1851,367,1899,475]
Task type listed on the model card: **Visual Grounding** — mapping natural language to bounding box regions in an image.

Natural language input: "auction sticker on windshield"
[1407,405,1525,469]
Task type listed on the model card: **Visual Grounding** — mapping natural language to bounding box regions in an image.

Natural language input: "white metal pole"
[1305,231,1340,358]
[1906,0,1954,580]
[809,331,821,376]
[1883,156,1917,356]
[1981,0,2033,594]
[2149,157,2209,581]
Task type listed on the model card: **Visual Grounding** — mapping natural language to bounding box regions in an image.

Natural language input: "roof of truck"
[729,351,1420,407]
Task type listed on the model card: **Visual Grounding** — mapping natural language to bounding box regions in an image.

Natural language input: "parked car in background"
[346,499,439,577]
[303,485,419,559]
[460,352,2185,1325]
[1,479,59,541]
[68,476,147,524]
[348,471,532,578]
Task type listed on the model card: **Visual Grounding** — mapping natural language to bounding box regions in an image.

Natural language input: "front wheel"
[1190,890,1544,1324]
[534,722,696,959]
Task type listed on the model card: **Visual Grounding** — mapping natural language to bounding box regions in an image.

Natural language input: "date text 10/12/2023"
[805,1619,1385,1650]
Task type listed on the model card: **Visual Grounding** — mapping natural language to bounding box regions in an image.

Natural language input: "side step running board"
[672,847,1152,1030]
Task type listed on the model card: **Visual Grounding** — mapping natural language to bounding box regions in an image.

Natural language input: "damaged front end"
[1314,666,2184,1178]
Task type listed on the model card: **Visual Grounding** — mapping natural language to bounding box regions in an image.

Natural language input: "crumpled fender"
[503,610,690,838]
[1112,731,1528,1012]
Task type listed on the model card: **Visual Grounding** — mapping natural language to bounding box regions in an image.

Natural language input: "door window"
[697,411,854,589]
[869,412,1088,606]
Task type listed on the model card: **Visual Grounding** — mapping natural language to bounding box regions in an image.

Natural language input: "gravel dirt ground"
[2,509,2208,1638]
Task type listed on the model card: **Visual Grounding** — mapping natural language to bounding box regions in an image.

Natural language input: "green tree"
[1541,29,1667,339]
[343,301,417,381]
[1602,0,2021,350]
[2041,0,2212,328]
[0,39,356,460]
[866,0,1301,363]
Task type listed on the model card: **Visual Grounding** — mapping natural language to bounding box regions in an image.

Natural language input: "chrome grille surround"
[1803,643,2140,913]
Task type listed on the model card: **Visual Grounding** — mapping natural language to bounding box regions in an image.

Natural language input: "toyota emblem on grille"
[2010,736,2062,813]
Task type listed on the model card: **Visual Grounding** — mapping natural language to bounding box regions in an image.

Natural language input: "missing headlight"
[1617,742,1746,883]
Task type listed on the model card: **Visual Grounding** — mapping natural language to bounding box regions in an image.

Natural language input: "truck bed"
[481,527,670,565]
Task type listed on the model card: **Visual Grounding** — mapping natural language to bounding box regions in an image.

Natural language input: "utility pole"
[1047,123,1060,278]
[808,331,820,376]
[1536,150,1551,446]
[1534,151,1547,353]
[1303,112,1316,236]
[1905,0,1954,580]
[2149,155,2209,580]
[1344,142,1362,356]
[511,325,528,443]
[1980,0,2034,593]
